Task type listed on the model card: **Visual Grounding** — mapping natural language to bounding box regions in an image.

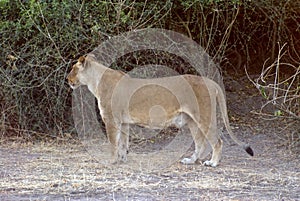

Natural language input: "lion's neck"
[84,62,110,96]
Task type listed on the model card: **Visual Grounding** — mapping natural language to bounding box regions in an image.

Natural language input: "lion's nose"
[68,78,74,85]
[67,74,74,85]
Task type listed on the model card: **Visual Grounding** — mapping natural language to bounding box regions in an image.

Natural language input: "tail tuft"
[245,145,254,156]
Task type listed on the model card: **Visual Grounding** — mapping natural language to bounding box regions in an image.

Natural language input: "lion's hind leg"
[181,120,207,165]
[203,138,223,167]
[202,118,223,167]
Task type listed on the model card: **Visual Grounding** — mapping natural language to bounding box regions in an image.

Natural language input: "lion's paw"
[112,148,128,164]
[118,152,127,163]
[203,160,218,167]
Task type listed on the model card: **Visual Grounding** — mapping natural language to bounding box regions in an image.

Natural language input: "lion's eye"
[72,66,79,74]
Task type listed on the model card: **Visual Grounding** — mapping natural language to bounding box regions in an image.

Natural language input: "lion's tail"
[215,82,254,157]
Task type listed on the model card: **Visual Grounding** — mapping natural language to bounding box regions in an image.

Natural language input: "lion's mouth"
[68,81,80,89]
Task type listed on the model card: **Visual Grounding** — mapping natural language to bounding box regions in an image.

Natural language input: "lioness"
[67,54,253,167]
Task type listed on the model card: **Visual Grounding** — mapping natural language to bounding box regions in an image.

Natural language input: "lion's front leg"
[116,123,130,163]
[120,123,130,154]
[106,123,119,163]
[106,123,127,163]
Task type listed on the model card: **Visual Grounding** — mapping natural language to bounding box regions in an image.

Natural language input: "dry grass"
[0,128,299,201]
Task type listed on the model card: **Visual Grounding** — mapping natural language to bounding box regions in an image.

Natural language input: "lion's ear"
[76,56,85,70]
[78,56,85,64]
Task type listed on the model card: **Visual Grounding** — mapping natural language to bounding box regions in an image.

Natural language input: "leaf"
[274,110,282,116]
[259,86,268,99]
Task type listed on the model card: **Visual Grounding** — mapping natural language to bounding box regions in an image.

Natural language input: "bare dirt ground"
[1,76,299,201]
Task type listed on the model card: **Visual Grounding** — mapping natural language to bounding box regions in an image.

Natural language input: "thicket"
[0,0,299,143]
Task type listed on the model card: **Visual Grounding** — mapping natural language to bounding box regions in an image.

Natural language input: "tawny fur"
[67,54,253,167]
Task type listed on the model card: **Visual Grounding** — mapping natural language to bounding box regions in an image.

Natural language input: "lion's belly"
[129,111,189,129]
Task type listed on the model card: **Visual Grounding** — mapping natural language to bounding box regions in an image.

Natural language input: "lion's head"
[67,56,86,89]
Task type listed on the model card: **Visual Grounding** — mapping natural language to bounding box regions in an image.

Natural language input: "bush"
[0,0,91,137]
[0,0,299,139]
[0,0,173,137]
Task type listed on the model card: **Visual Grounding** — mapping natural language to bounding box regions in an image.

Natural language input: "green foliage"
[0,0,174,137]
[259,87,268,99]
[0,0,90,136]
[0,0,299,139]
[274,110,282,117]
